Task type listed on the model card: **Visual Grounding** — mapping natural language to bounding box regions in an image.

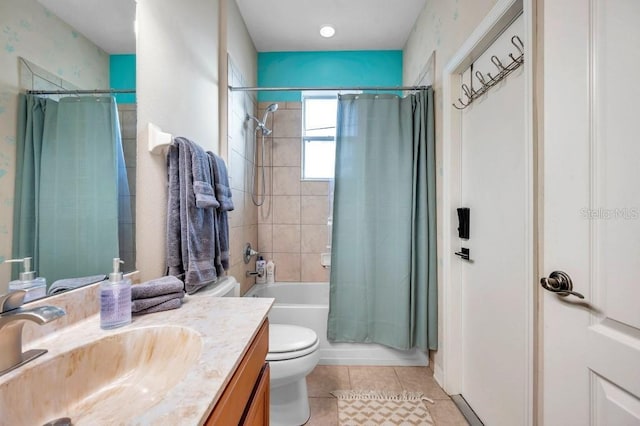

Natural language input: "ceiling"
[38,0,136,54]
[38,0,426,54]
[235,0,427,52]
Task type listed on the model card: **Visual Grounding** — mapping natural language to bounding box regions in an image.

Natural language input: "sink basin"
[0,325,202,425]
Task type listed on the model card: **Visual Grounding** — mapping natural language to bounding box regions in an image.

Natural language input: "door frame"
[439,0,537,423]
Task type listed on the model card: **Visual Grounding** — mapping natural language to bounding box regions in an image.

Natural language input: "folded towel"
[209,152,234,212]
[47,274,107,295]
[131,291,184,312]
[193,180,219,209]
[131,276,184,299]
[132,297,182,315]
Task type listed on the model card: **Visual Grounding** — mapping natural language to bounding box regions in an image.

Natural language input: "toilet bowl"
[268,324,320,426]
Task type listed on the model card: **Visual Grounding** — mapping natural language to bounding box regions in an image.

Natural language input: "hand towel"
[208,152,233,274]
[131,291,184,312]
[190,139,219,209]
[132,297,182,315]
[47,274,107,295]
[131,276,185,299]
[209,152,234,212]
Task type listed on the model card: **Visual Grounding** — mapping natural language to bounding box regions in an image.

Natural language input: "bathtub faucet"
[245,270,264,278]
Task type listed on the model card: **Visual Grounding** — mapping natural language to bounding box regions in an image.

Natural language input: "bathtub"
[245,282,428,366]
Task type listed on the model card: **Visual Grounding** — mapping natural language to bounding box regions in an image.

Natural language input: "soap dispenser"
[100,258,132,330]
[4,257,46,302]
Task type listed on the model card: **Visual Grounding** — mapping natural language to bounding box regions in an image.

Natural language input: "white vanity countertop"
[0,294,274,425]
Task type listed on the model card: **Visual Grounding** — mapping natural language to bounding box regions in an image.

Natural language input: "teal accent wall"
[110,54,136,104]
[257,50,402,102]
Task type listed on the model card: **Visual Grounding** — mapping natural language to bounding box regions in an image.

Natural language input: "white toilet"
[268,323,320,426]
[195,277,320,425]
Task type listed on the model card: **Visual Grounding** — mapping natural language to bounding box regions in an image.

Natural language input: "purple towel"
[166,138,219,294]
[208,152,233,274]
[131,291,184,312]
[133,297,182,315]
[131,276,184,299]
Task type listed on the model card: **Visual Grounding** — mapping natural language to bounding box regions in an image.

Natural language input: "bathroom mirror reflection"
[0,0,137,300]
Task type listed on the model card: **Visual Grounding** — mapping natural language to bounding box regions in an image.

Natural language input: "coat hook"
[491,55,507,72]
[511,35,524,56]
[475,71,489,88]
[461,83,475,101]
[453,97,470,109]
[453,34,525,110]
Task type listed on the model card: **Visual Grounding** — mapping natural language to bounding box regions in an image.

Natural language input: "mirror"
[0,0,137,300]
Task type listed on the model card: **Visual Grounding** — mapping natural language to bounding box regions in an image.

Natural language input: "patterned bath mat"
[331,390,435,426]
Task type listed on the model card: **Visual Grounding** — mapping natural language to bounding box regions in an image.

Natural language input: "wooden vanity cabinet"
[205,319,269,426]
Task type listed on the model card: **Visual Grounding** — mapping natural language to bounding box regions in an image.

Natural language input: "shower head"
[266,103,278,113]
[261,103,278,124]
[246,103,278,136]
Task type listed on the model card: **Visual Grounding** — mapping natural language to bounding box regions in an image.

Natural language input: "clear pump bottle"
[4,257,46,302]
[100,258,132,329]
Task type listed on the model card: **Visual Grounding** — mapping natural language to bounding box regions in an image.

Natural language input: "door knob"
[540,270,584,299]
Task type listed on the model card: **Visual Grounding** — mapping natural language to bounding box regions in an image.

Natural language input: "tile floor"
[305,365,469,425]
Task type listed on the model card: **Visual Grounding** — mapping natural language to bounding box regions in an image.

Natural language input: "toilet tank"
[193,276,240,297]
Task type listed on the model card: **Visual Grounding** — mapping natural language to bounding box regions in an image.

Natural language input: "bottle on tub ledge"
[266,260,275,284]
[256,255,267,284]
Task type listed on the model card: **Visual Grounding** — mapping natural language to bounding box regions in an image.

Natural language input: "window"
[302,95,337,180]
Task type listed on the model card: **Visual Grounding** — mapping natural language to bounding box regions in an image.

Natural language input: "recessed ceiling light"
[320,25,336,38]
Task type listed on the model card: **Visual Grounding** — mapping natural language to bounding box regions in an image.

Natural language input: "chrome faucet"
[0,290,65,376]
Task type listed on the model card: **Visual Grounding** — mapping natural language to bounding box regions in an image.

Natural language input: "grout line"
[393,366,407,391]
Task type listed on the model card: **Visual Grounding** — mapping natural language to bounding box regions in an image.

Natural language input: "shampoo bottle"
[266,260,275,283]
[256,255,266,284]
[4,257,46,302]
[100,258,131,330]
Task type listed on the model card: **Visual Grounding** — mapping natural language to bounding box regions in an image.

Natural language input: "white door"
[543,0,640,424]
[460,15,531,425]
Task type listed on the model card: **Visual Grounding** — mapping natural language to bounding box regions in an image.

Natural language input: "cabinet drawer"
[205,319,268,425]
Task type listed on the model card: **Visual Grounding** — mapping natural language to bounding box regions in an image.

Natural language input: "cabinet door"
[205,320,269,425]
[240,363,270,426]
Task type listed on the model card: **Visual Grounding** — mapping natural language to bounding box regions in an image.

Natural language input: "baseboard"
[433,361,444,389]
[451,395,484,426]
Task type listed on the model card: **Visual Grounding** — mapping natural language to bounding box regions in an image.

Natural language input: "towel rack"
[148,123,172,155]
[453,35,524,110]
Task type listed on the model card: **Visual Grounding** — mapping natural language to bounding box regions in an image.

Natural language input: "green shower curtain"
[13,95,124,283]
[327,88,437,351]
[12,95,56,277]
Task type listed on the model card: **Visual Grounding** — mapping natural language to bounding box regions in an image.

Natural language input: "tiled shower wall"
[257,101,331,282]
[227,59,259,295]
[117,104,136,271]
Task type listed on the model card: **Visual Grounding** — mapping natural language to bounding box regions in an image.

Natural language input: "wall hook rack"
[453,35,525,110]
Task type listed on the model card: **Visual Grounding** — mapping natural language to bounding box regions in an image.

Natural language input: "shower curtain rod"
[26,89,136,95]
[228,85,429,92]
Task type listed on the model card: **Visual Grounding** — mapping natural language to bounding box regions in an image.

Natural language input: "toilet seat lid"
[269,324,318,353]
